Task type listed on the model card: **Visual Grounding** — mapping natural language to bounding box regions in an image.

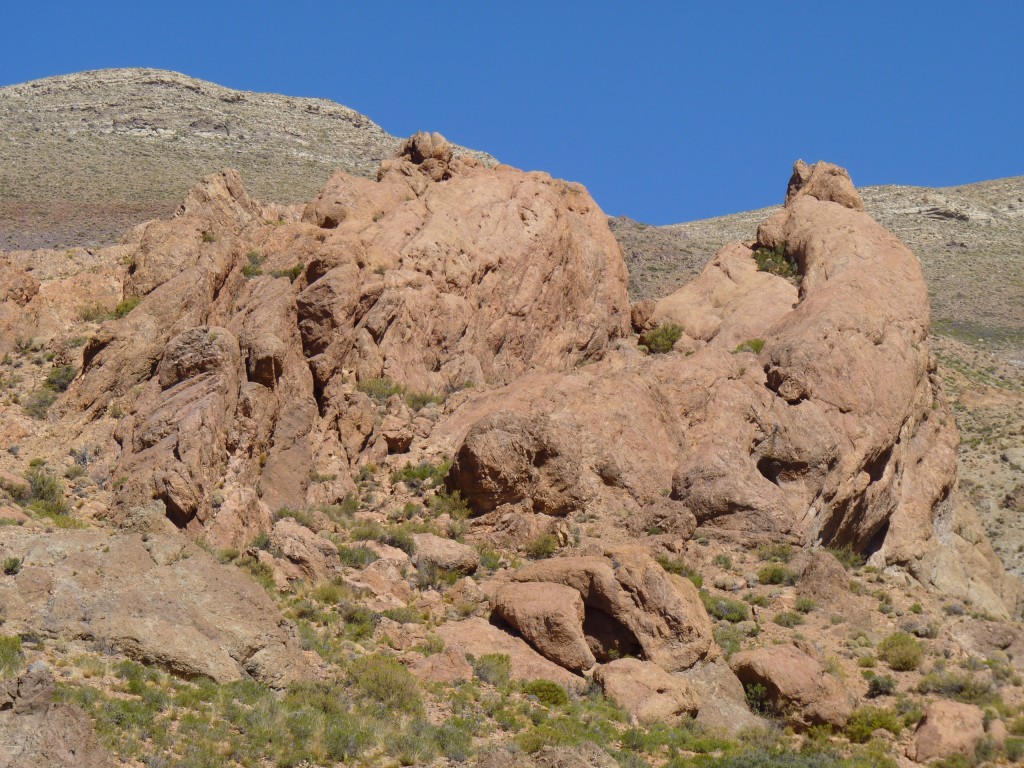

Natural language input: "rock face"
[436,160,1020,618]
[493,581,594,672]
[0,664,116,768]
[910,700,985,763]
[55,132,629,544]
[0,512,312,686]
[729,642,855,729]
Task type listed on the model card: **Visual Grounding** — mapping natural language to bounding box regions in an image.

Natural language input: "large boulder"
[593,658,699,724]
[0,518,313,686]
[729,642,855,729]
[493,581,595,672]
[411,533,480,575]
[910,701,985,763]
[0,664,116,768]
[507,547,715,672]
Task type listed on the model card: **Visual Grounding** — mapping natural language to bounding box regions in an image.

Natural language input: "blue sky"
[2,2,1022,224]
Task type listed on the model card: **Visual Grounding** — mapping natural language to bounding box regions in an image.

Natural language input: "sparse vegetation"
[734,338,765,354]
[753,241,798,280]
[641,323,683,354]
[113,297,141,317]
[877,632,924,671]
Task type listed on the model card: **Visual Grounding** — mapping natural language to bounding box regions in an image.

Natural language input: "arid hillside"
[0,68,492,250]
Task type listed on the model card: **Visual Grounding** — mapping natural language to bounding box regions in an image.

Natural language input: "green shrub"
[0,635,24,678]
[522,679,569,707]
[113,297,140,318]
[756,543,793,563]
[734,338,765,354]
[845,706,902,743]
[337,545,378,568]
[1006,736,1024,762]
[700,591,750,623]
[356,376,404,404]
[435,717,474,761]
[391,459,450,489]
[916,670,997,706]
[270,263,304,282]
[427,489,471,519]
[656,555,703,588]
[794,596,816,613]
[526,533,559,560]
[24,388,57,419]
[753,242,797,279]
[714,625,744,658]
[758,564,797,586]
[825,544,866,570]
[45,365,77,392]
[2,557,21,575]
[405,391,444,411]
[866,674,897,698]
[713,554,733,570]
[641,323,683,354]
[79,304,111,322]
[348,654,421,713]
[471,653,511,688]
[877,632,924,671]
[774,611,803,628]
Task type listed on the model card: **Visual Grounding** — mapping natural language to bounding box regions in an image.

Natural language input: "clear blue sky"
[2,2,1022,224]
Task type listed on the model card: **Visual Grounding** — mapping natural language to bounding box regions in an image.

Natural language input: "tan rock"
[411,532,479,575]
[509,548,715,672]
[0,524,312,686]
[729,642,855,729]
[593,658,699,724]
[268,517,341,582]
[435,617,582,690]
[681,657,767,736]
[0,505,29,525]
[0,664,116,768]
[493,581,595,672]
[910,701,984,763]
[409,648,473,684]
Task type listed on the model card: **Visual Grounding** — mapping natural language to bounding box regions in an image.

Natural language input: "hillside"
[0,68,492,249]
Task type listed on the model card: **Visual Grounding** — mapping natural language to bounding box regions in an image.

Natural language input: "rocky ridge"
[1,137,1023,766]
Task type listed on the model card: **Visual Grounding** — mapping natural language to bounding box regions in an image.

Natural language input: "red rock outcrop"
[53,132,629,542]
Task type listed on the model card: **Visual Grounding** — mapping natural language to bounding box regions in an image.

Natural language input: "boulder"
[681,656,766,736]
[493,581,595,672]
[508,548,715,671]
[910,701,985,763]
[729,642,855,729]
[268,517,341,582]
[411,533,479,575]
[409,648,473,684]
[593,658,699,724]
[0,524,313,686]
[435,617,582,690]
[0,664,116,768]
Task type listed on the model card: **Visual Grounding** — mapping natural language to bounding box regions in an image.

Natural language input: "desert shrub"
[845,706,902,743]
[270,263,304,282]
[391,459,450,489]
[641,323,684,354]
[356,376,404,404]
[24,463,69,516]
[656,555,703,588]
[435,717,475,761]
[916,670,996,706]
[758,564,797,586]
[522,679,569,708]
[79,304,111,322]
[24,388,57,419]
[825,544,866,570]
[744,592,770,607]
[715,625,744,658]
[877,632,924,671]
[700,591,750,623]
[866,674,897,698]
[45,365,77,392]
[380,606,425,624]
[756,543,793,563]
[427,489,471,519]
[794,595,816,613]
[774,611,803,628]
[0,635,24,678]
[734,338,765,354]
[526,533,559,560]
[405,390,445,411]
[471,653,511,688]
[478,548,502,571]
[348,654,421,713]
[113,297,140,318]
[1006,737,1024,762]
[2,557,21,575]
[337,545,378,568]
[753,242,797,279]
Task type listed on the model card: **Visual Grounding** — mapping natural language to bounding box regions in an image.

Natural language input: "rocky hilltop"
[0,68,492,249]
[2,134,1024,766]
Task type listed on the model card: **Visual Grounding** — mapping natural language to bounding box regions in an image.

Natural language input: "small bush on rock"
[641,323,683,354]
[877,632,924,671]
[522,679,569,708]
